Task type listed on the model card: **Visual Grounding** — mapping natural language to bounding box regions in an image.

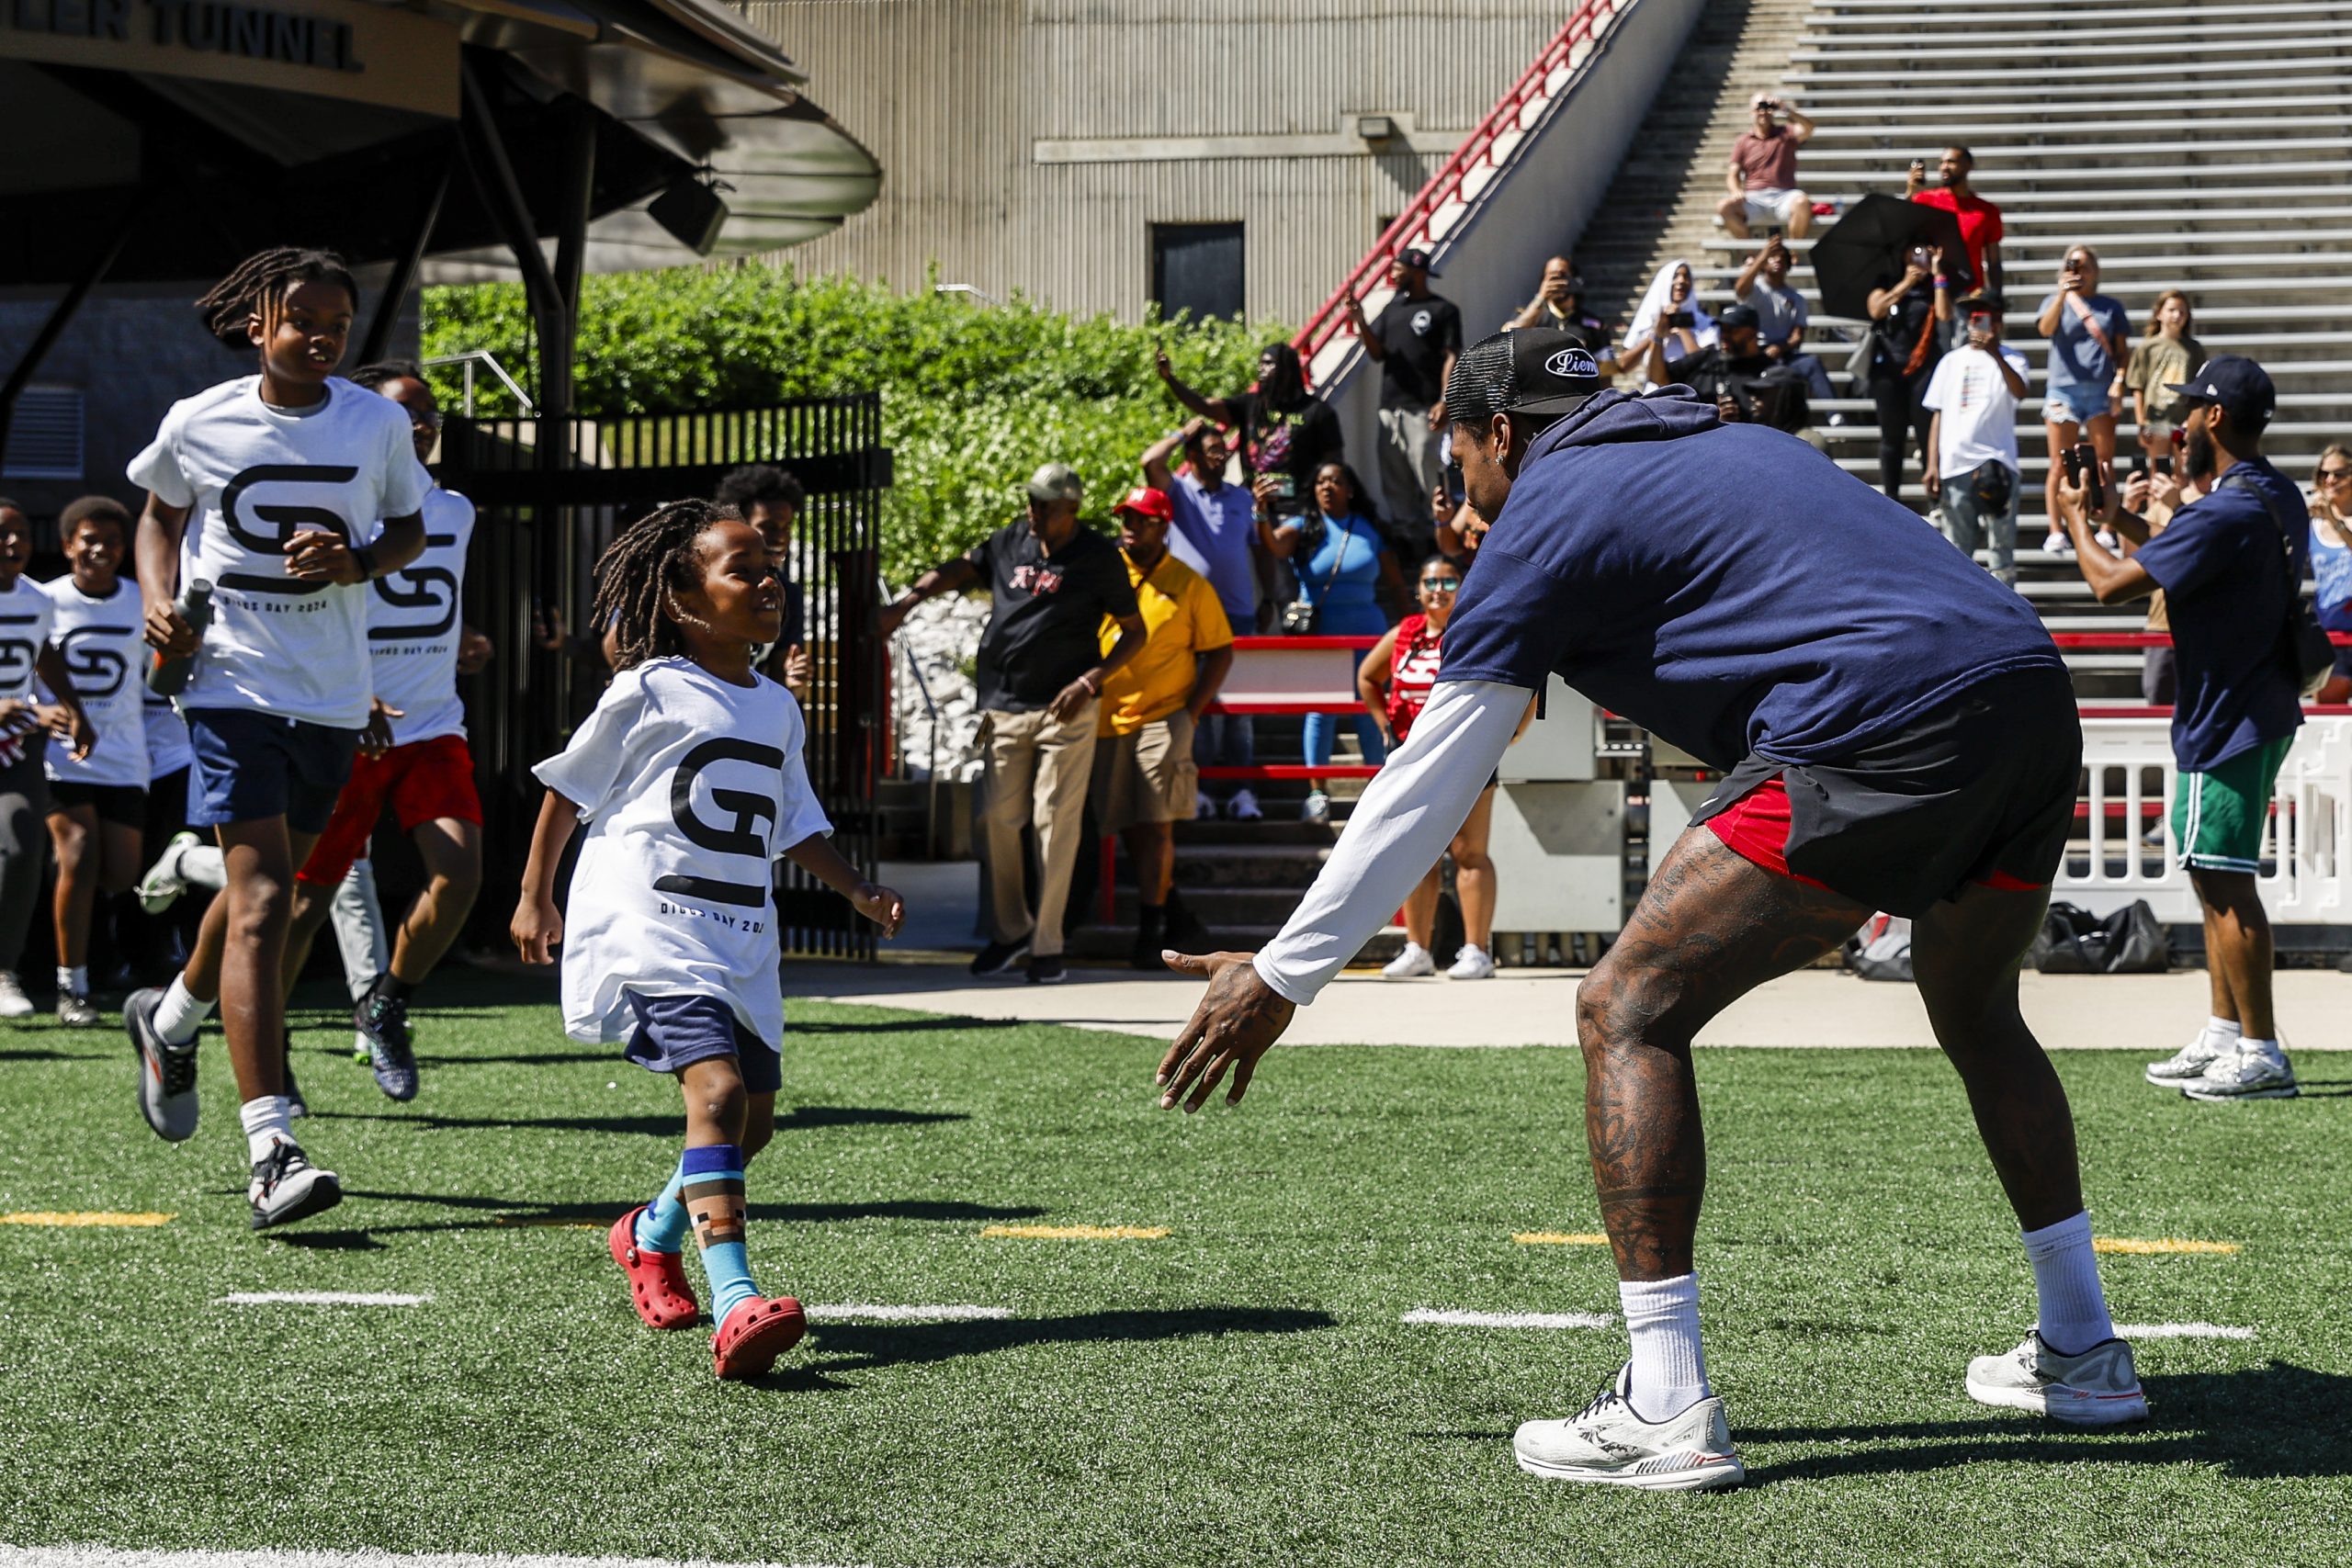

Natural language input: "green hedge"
[421,265,1286,582]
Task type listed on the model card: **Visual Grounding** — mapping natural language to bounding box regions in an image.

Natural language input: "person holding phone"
[2036,246,2130,551]
[1864,244,1953,502]
[1923,297,2031,582]
[1619,261,1714,389]
[1905,146,2004,302]
[1155,340,1341,524]
[2124,292,2203,461]
[1717,93,1815,241]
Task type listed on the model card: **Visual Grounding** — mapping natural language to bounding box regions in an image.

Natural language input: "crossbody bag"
[2219,468,2335,697]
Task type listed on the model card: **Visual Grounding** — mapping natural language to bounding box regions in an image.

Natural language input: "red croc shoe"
[608,1206,698,1330]
[712,1295,808,1380]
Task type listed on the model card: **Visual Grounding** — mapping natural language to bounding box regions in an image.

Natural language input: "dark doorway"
[1150,222,1245,322]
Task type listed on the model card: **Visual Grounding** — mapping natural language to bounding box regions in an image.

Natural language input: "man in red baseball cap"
[1095,486,1234,968]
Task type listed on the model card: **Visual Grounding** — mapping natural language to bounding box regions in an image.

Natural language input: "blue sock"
[635,1157,690,1253]
[680,1144,758,1325]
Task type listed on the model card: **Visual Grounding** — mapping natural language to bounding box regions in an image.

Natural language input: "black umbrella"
[1808,193,1975,320]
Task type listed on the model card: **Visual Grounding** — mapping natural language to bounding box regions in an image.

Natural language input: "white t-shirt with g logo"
[532,657,832,1047]
[128,376,431,729]
[0,576,53,708]
[40,577,148,788]
[367,486,477,747]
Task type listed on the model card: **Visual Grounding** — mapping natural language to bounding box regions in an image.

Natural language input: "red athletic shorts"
[1705,776,2045,899]
[297,733,481,887]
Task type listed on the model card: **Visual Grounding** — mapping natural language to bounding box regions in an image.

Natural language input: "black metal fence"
[437,396,893,960]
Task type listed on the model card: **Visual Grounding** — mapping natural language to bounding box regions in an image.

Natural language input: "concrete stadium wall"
[1316,0,1710,470]
[737,0,1572,325]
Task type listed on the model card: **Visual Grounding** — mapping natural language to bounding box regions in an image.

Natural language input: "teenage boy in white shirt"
[1924,297,2032,585]
[0,499,96,1018]
[40,496,150,1026]
[123,247,429,1231]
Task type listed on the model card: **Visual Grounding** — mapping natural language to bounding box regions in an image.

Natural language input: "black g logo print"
[651,738,786,908]
[55,625,130,700]
[219,463,358,595]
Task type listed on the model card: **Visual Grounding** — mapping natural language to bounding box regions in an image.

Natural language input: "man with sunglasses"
[1161,329,2143,1489]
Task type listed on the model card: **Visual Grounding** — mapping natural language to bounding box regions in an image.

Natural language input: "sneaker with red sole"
[712,1295,808,1379]
[607,1206,698,1330]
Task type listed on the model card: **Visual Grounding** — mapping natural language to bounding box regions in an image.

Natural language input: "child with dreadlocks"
[124,247,430,1229]
[513,498,905,1379]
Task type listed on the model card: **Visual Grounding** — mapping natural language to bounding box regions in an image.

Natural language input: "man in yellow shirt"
[1096,487,1235,969]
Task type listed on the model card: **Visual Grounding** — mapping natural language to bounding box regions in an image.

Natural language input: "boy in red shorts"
[279,362,484,1100]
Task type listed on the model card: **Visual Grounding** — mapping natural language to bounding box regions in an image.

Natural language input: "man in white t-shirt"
[122,250,430,1232]
[1923,297,2032,584]
[0,498,96,1019]
[279,363,488,1102]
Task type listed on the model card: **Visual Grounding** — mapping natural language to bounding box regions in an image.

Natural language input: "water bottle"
[146,579,213,697]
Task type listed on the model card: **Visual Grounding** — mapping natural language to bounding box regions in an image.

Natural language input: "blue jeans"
[1303,645,1387,775]
[1781,350,1835,404]
[1193,710,1255,772]
[1939,472,2019,584]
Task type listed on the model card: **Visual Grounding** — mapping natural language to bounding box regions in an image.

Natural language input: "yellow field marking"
[494,1216,603,1231]
[981,1224,1169,1241]
[1513,1232,1610,1247]
[2094,1236,2240,1256]
[0,1211,175,1227]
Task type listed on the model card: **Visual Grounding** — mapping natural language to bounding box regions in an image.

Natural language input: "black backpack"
[2030,901,2170,975]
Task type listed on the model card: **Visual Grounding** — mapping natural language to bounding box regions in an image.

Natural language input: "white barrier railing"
[2063,716,2352,925]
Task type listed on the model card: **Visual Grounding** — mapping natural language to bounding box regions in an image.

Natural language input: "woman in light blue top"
[1258,463,1406,821]
[2036,243,2130,547]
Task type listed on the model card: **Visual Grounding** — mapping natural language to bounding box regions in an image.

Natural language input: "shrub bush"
[422,265,1287,581]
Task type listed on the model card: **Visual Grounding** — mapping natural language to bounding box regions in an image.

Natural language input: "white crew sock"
[153,976,215,1046]
[1620,1273,1711,1421]
[2203,1016,2243,1046]
[56,965,86,998]
[2021,1211,2115,1356]
[2238,1036,2283,1060]
[180,845,226,892]
[239,1095,293,1166]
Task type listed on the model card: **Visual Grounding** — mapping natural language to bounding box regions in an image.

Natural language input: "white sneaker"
[1448,944,1497,980]
[1193,793,1218,821]
[1514,1363,1746,1491]
[1300,790,1330,823]
[2181,1041,2298,1101]
[136,829,202,915]
[1382,942,1435,979]
[1227,787,1263,822]
[0,971,31,1019]
[1965,1329,2147,1427]
[2144,1030,2228,1086]
[2042,533,2071,555]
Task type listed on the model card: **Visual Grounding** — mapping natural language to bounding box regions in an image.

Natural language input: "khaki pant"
[1091,710,1199,832]
[978,701,1099,958]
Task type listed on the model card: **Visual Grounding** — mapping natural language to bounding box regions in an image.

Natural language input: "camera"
[1665,310,1696,330]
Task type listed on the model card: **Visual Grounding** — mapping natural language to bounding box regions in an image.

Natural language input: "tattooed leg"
[1577,828,1871,1280]
[1910,884,2086,1230]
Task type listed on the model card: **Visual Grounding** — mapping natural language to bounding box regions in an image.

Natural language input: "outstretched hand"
[1156,950,1296,1113]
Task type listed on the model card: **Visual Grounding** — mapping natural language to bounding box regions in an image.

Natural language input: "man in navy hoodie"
[1159,331,2143,1490]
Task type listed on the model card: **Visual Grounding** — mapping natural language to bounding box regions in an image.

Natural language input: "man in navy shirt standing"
[2061,355,2302,1102]
[1157,330,2144,1490]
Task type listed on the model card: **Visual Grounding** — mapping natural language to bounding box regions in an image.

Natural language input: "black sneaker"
[1027,953,1067,986]
[248,1140,342,1231]
[968,937,1031,978]
[281,1026,306,1119]
[355,992,417,1102]
[127,986,198,1143]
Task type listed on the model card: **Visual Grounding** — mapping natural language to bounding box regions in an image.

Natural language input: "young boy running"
[277,361,486,1101]
[512,499,904,1379]
[124,248,429,1229]
[40,497,151,1024]
[0,498,96,1017]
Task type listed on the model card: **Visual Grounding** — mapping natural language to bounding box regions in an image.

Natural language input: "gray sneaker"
[356,992,417,1102]
[1512,1362,1746,1491]
[135,829,202,915]
[126,986,198,1143]
[56,992,103,1029]
[1966,1329,2147,1427]
[2144,1031,2227,1087]
[2182,1042,2298,1101]
[0,971,32,1019]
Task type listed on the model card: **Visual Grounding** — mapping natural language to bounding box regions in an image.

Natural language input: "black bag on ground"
[2031,900,2169,975]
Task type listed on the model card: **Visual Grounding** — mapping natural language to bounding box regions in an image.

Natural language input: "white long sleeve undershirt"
[1252,680,1534,1005]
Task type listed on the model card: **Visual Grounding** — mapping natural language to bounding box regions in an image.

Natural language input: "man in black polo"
[1347,246,1463,534]
[2059,355,2303,1101]
[881,463,1145,985]
[1159,330,2142,1490]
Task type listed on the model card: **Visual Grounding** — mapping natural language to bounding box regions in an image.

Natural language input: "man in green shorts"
[2062,355,2302,1100]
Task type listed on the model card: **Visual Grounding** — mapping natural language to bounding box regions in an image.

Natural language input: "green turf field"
[2,967,2347,1567]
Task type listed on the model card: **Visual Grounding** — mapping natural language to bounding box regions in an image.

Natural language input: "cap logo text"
[1544,348,1599,379]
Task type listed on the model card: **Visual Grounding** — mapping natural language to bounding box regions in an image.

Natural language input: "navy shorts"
[184,708,359,836]
[622,990,781,1094]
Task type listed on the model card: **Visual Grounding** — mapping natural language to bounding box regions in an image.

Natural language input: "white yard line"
[217,1292,430,1307]
[0,1551,904,1568]
[1401,1308,1615,1330]
[804,1304,1012,1323]
[2115,1321,2256,1340]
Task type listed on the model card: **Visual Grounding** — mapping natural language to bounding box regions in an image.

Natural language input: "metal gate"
[437,396,893,960]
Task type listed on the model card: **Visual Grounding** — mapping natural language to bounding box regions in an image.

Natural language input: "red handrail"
[2052,631,2352,649]
[1291,0,1623,370]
